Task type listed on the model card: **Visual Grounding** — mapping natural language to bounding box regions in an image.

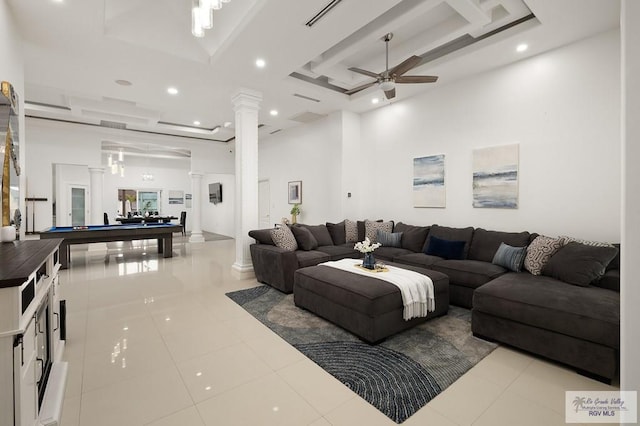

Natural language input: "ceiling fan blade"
[389,55,422,77]
[345,81,377,95]
[395,75,438,84]
[384,87,396,100]
[348,67,380,79]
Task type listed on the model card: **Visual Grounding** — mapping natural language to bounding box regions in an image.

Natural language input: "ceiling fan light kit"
[347,32,438,100]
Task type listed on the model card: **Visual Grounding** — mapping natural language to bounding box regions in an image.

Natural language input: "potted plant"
[290,204,301,224]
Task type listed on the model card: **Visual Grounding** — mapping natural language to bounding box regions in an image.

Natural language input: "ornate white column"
[231,88,262,274]
[189,172,205,243]
[88,167,104,225]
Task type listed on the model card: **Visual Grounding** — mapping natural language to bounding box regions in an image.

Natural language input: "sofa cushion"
[492,242,527,272]
[468,228,530,262]
[270,226,298,251]
[473,272,620,349]
[559,235,615,247]
[316,244,359,261]
[424,236,466,260]
[430,259,507,289]
[373,246,413,261]
[291,225,319,251]
[249,229,275,245]
[326,221,346,245]
[394,222,430,253]
[393,253,443,268]
[377,230,402,248]
[345,219,358,243]
[296,250,330,268]
[524,235,563,275]
[365,220,393,243]
[594,269,620,292]
[424,225,474,258]
[300,224,334,246]
[542,242,619,287]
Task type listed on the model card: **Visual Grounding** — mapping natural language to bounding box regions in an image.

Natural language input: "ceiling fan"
[345,33,438,100]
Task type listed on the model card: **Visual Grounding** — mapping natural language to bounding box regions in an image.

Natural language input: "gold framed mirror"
[1,81,20,230]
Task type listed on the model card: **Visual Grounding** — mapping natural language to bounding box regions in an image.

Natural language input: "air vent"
[293,93,321,103]
[100,120,126,129]
[289,112,327,123]
[305,0,342,27]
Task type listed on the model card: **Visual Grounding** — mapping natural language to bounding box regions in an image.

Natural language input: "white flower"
[354,237,381,253]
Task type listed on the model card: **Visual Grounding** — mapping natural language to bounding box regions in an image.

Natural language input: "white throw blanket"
[320,259,435,321]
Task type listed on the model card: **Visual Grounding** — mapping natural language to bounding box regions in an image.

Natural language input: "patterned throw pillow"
[365,220,393,243]
[492,242,527,272]
[377,230,403,248]
[524,235,563,275]
[559,235,614,248]
[270,226,298,251]
[345,219,358,243]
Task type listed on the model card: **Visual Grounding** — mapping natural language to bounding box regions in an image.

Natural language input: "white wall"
[261,30,621,242]
[0,1,25,237]
[259,113,343,225]
[202,173,235,237]
[621,0,640,399]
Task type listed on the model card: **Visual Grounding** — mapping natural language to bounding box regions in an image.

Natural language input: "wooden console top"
[0,239,62,288]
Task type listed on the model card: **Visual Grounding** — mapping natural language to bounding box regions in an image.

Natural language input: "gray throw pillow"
[492,242,527,272]
[291,226,318,251]
[542,242,619,286]
[270,226,298,251]
[377,230,403,248]
[300,224,334,246]
[326,221,346,245]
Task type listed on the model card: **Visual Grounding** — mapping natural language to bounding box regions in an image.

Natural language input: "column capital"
[88,167,105,174]
[189,171,205,178]
[231,88,262,112]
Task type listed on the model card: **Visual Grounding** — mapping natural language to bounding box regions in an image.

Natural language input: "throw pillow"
[377,230,403,248]
[345,219,358,243]
[424,235,466,260]
[523,235,563,275]
[492,242,527,272]
[291,225,318,251]
[365,220,393,243]
[559,235,614,248]
[542,242,619,287]
[300,224,334,246]
[393,222,429,253]
[270,226,298,251]
[326,221,346,245]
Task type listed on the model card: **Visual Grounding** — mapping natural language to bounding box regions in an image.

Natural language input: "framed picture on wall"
[288,181,302,204]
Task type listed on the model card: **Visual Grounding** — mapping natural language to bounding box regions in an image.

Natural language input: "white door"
[258,180,270,228]
[68,185,88,226]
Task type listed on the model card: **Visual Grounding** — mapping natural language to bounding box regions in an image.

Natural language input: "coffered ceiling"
[8,0,620,148]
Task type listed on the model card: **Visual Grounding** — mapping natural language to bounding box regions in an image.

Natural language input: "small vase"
[291,214,297,224]
[363,252,376,270]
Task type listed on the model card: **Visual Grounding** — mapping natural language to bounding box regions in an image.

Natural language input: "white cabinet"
[0,240,66,426]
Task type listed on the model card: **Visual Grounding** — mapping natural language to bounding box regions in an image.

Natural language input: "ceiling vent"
[293,93,321,103]
[289,111,327,123]
[100,120,127,130]
[305,0,342,27]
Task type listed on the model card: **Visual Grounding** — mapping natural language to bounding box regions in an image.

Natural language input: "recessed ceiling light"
[167,87,179,95]
[193,121,201,126]
[115,79,132,86]
[516,44,528,53]
[223,121,232,128]
[371,98,380,104]
[256,58,266,68]
[270,109,278,116]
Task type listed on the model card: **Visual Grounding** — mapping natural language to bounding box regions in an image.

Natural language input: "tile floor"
[56,236,619,426]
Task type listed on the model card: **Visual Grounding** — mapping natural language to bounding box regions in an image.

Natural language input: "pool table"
[39,223,183,269]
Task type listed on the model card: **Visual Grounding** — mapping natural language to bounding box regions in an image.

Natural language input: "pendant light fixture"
[191,0,231,38]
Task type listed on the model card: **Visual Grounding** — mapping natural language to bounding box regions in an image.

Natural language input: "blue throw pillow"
[492,242,527,272]
[377,230,403,248]
[424,236,466,260]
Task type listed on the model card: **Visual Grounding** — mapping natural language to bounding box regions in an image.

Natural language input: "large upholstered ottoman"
[293,261,449,343]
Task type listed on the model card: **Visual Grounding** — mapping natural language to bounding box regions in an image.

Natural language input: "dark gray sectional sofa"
[248,220,620,382]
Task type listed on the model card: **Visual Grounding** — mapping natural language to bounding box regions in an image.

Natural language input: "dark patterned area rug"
[226,286,497,423]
